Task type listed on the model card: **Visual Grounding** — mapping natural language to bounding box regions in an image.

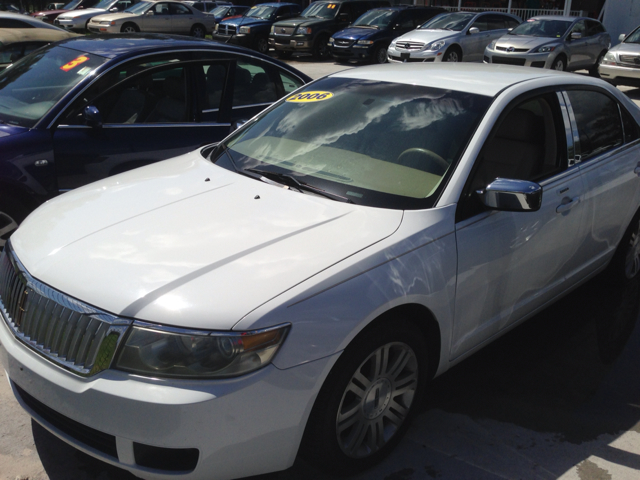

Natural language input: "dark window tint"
[201,62,227,117]
[233,59,278,108]
[621,107,640,143]
[0,18,34,28]
[0,41,47,64]
[506,17,520,29]
[170,3,190,14]
[470,17,488,32]
[484,14,506,30]
[396,11,413,29]
[566,90,623,160]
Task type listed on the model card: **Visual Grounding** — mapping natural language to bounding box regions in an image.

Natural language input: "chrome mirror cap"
[477,178,542,212]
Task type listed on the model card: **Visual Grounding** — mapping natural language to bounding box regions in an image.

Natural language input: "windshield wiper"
[245,168,353,203]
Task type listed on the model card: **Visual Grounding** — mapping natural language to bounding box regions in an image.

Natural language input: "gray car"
[599,28,640,87]
[387,11,521,63]
[484,15,610,74]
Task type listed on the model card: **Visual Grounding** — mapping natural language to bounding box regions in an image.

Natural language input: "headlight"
[536,45,556,53]
[239,26,251,34]
[270,25,275,34]
[489,39,497,50]
[215,23,219,32]
[357,40,374,45]
[429,40,446,51]
[115,323,290,378]
[296,26,312,35]
[601,51,617,65]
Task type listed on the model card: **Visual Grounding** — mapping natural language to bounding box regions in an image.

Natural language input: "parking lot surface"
[2,58,640,480]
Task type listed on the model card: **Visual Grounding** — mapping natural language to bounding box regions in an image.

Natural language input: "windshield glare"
[245,5,276,18]
[353,9,397,28]
[0,45,107,128]
[214,77,490,209]
[62,0,82,9]
[93,0,116,9]
[509,19,572,37]
[624,27,640,44]
[301,2,338,19]
[210,5,228,15]
[420,12,474,31]
[125,1,151,13]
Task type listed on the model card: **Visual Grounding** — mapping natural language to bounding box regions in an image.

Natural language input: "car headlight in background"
[114,323,290,379]
[296,26,312,35]
[429,40,446,51]
[357,40,374,45]
[535,45,556,53]
[270,25,275,34]
[601,51,617,65]
[488,39,497,50]
[329,37,334,43]
[215,23,219,32]
[239,26,251,34]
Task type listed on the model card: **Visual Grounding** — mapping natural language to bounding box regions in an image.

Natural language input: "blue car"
[213,3,301,54]
[208,4,250,24]
[329,6,445,64]
[0,34,310,248]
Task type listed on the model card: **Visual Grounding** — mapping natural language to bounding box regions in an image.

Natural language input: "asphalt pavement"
[2,58,640,480]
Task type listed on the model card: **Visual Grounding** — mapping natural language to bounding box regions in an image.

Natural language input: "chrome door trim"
[561,90,581,162]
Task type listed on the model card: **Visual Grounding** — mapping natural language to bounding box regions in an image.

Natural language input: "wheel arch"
[0,180,42,213]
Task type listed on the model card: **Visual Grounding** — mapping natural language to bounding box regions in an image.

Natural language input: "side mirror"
[84,105,103,128]
[468,26,479,35]
[109,7,118,11]
[146,9,154,15]
[619,33,626,42]
[570,31,582,40]
[507,27,513,32]
[476,178,542,212]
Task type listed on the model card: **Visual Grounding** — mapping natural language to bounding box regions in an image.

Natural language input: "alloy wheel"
[336,342,418,459]
[445,50,459,62]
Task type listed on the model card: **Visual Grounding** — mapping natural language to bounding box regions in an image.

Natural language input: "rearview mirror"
[84,105,103,128]
[477,178,542,212]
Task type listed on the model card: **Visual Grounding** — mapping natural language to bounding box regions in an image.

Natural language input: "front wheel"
[443,46,461,62]
[313,34,331,60]
[301,320,427,475]
[120,22,139,33]
[190,24,205,38]
[608,209,640,283]
[373,45,388,64]
[255,35,269,54]
[551,55,565,71]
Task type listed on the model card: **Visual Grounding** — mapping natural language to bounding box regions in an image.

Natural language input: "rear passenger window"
[621,107,640,143]
[566,90,623,161]
[233,60,278,108]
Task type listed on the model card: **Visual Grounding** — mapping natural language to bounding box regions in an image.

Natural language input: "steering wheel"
[396,148,449,175]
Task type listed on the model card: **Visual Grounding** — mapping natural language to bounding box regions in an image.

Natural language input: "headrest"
[235,67,251,86]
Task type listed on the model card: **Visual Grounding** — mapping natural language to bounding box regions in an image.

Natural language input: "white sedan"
[1,63,640,479]
[88,0,215,36]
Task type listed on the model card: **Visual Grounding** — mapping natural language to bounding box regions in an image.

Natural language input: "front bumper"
[269,34,313,53]
[88,23,121,33]
[0,310,337,480]
[212,32,254,48]
[483,49,551,68]
[387,46,440,63]
[54,18,84,30]
[598,63,640,88]
[330,43,374,61]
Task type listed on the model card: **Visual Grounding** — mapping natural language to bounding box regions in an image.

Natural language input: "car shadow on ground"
[31,272,640,480]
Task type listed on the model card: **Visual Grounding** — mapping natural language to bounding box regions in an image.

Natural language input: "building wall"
[604,0,640,46]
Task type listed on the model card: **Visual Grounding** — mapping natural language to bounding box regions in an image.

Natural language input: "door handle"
[557,196,580,213]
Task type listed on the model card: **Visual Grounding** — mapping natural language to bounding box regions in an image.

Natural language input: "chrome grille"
[395,41,425,51]
[334,39,353,47]
[619,55,640,67]
[496,46,530,53]
[0,244,131,376]
[222,24,237,35]
[274,26,295,35]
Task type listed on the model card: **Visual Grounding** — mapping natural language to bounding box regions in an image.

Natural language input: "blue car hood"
[0,124,28,139]
[334,26,379,41]
[223,16,268,27]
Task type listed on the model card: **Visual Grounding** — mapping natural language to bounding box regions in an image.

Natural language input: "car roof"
[51,33,275,58]
[530,15,594,21]
[329,63,588,97]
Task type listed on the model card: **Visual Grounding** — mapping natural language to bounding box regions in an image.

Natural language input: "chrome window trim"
[45,48,307,130]
[556,91,575,164]
[560,91,581,162]
[232,102,273,110]
[58,123,232,128]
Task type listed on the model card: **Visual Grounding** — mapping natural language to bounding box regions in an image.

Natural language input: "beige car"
[0,12,76,68]
[88,0,215,37]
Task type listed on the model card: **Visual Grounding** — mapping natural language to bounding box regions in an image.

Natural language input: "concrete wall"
[604,0,640,46]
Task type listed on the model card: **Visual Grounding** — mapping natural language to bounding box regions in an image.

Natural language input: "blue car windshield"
[244,5,276,19]
[210,5,228,15]
[213,77,491,210]
[509,19,572,38]
[420,12,474,31]
[353,9,397,28]
[0,45,107,128]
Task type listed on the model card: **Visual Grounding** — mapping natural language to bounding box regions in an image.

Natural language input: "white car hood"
[11,152,402,330]
[59,7,105,19]
[395,29,456,44]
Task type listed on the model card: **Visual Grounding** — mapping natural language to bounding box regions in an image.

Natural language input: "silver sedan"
[484,15,610,73]
[599,28,640,87]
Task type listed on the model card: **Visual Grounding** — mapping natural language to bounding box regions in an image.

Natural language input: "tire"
[589,51,606,77]
[373,45,388,64]
[551,55,566,71]
[0,196,28,251]
[300,320,427,475]
[120,22,139,33]
[443,46,461,62]
[255,35,269,54]
[607,209,640,283]
[190,23,205,38]
[84,19,91,33]
[312,33,331,60]
[276,50,292,59]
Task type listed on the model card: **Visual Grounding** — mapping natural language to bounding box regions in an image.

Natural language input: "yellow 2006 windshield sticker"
[286,91,334,103]
[60,55,89,72]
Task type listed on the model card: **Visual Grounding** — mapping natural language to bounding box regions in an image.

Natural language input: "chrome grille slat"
[0,244,132,376]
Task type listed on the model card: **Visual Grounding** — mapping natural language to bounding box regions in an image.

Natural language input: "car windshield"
[211,77,491,209]
[244,5,276,19]
[210,5,228,15]
[0,45,107,128]
[509,19,572,38]
[301,2,338,19]
[353,9,397,28]
[62,0,82,9]
[419,12,474,31]
[125,1,151,13]
[93,0,116,9]
[624,27,640,44]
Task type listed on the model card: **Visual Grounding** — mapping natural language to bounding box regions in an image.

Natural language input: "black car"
[0,34,311,248]
[268,0,390,59]
[329,6,445,64]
